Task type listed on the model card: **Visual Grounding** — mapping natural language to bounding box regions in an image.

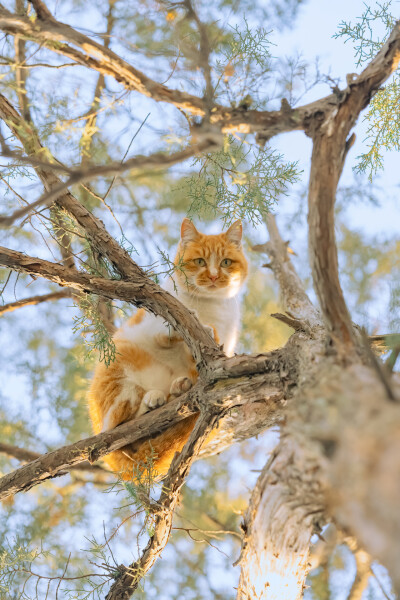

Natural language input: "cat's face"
[174,219,248,299]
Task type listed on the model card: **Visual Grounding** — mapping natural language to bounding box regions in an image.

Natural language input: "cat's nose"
[208,273,218,282]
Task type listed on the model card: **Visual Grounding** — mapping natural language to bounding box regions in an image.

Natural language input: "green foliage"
[180,135,300,225]
[215,19,273,106]
[335,1,400,179]
[72,294,116,366]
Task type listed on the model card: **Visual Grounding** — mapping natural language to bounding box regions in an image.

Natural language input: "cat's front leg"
[136,390,167,417]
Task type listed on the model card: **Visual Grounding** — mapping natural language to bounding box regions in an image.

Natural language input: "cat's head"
[174,219,248,298]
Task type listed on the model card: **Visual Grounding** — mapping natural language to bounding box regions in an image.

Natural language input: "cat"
[88,218,248,480]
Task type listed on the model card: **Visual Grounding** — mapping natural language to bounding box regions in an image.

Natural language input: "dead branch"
[253,214,320,327]
[0,289,72,315]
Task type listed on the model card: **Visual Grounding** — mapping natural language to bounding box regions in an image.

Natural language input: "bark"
[0,442,108,474]
[237,437,325,600]
[0,360,286,501]
[0,94,223,370]
[253,214,321,328]
[346,543,371,600]
[0,10,399,598]
[0,244,223,368]
[0,5,398,142]
[105,410,221,600]
[0,140,219,227]
[308,22,400,348]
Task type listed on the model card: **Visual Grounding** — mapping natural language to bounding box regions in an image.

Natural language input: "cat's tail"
[104,414,200,482]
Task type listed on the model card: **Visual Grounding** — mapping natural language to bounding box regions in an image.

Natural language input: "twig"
[370,565,395,600]
[360,329,399,403]
[0,289,71,315]
[0,139,220,227]
[102,112,151,202]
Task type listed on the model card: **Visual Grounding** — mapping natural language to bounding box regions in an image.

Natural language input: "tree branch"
[0,139,220,227]
[253,214,321,328]
[0,95,223,369]
[0,369,285,501]
[0,3,206,115]
[0,245,223,369]
[308,22,400,349]
[0,289,72,315]
[0,442,109,474]
[105,409,221,599]
[0,4,388,142]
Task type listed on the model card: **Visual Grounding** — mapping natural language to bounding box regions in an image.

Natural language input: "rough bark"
[308,22,400,348]
[0,360,286,501]
[0,10,399,598]
[0,442,108,474]
[0,5,398,142]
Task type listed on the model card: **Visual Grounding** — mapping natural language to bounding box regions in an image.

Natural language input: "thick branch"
[0,289,71,315]
[237,436,325,600]
[290,362,400,591]
[0,245,222,368]
[0,6,367,140]
[0,4,206,114]
[0,360,285,501]
[308,22,400,348]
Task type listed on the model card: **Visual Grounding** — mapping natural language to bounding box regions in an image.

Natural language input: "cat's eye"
[194,258,206,266]
[220,258,232,267]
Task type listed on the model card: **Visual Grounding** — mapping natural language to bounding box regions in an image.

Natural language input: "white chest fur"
[174,288,240,357]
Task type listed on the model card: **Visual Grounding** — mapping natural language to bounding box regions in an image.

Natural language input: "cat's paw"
[169,376,193,398]
[137,390,166,416]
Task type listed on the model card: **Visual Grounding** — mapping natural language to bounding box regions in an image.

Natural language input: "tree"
[0,0,399,598]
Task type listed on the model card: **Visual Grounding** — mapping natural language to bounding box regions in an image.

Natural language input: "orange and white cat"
[88,218,248,479]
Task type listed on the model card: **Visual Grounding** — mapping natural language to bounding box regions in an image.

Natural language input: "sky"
[272,0,400,235]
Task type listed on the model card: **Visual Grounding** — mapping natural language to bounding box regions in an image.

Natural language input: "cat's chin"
[187,283,240,299]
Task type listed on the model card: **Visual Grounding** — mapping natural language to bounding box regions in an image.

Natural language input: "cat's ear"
[225,220,242,247]
[181,218,200,245]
